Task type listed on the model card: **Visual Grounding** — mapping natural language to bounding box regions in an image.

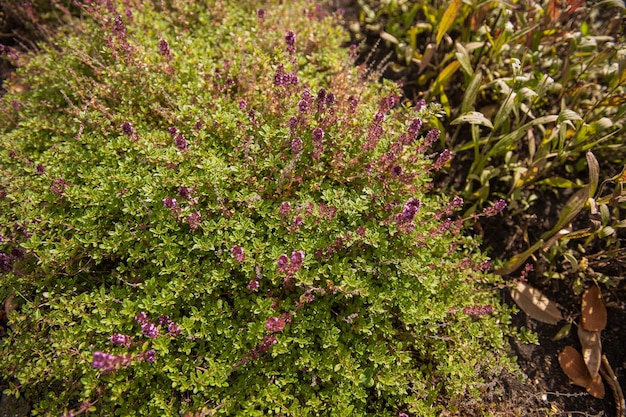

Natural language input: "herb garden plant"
[0,1,516,416]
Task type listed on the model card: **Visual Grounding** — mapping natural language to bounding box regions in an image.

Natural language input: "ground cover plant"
[342,0,626,414]
[0,1,518,416]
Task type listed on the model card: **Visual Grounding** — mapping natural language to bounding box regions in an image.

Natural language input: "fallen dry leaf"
[577,325,602,378]
[511,281,563,324]
[581,285,607,331]
[587,374,606,399]
[558,346,592,388]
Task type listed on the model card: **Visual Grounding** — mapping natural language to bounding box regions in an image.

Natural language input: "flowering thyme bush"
[0,1,515,416]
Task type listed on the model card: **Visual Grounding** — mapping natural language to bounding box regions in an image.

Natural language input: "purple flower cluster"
[482,199,507,217]
[395,198,421,224]
[121,121,138,141]
[312,127,324,160]
[230,245,245,263]
[519,263,534,282]
[159,39,171,61]
[315,88,335,113]
[50,177,69,197]
[277,250,305,275]
[463,304,494,318]
[285,31,296,54]
[417,128,440,153]
[291,137,303,155]
[187,211,201,231]
[162,197,178,208]
[433,149,452,171]
[247,335,277,361]
[134,311,181,338]
[436,196,464,220]
[265,316,286,333]
[362,111,385,152]
[407,118,422,139]
[110,333,132,348]
[92,351,132,373]
[273,64,299,87]
[280,201,291,217]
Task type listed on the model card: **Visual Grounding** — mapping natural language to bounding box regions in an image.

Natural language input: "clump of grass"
[352,0,626,282]
[0,1,518,416]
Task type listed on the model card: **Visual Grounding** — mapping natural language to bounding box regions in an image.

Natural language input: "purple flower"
[50,177,68,197]
[110,333,132,348]
[265,316,286,333]
[257,335,277,353]
[159,39,171,60]
[398,198,421,223]
[277,254,289,271]
[291,250,304,266]
[92,351,132,373]
[288,116,298,131]
[420,128,440,152]
[167,322,181,337]
[174,133,188,151]
[408,118,422,138]
[285,31,296,53]
[178,186,192,199]
[483,199,507,217]
[392,165,402,177]
[231,245,244,263]
[121,121,134,136]
[187,211,201,230]
[36,164,45,175]
[292,217,303,227]
[298,99,309,113]
[92,351,115,370]
[112,16,126,37]
[158,315,171,325]
[247,279,259,291]
[256,9,266,20]
[167,126,179,136]
[239,99,247,109]
[280,202,291,217]
[162,197,178,208]
[134,312,148,324]
[144,349,156,363]
[141,322,159,339]
[291,138,303,155]
[433,149,452,170]
[0,253,11,273]
[463,305,494,318]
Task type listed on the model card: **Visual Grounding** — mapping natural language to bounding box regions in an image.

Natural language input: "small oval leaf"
[581,285,607,332]
[552,323,572,341]
[511,282,563,324]
[559,346,592,388]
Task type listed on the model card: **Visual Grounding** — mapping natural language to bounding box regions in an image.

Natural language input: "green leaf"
[436,0,462,46]
[586,151,600,197]
[493,92,517,132]
[535,177,579,188]
[451,111,494,129]
[455,42,473,76]
[461,71,483,114]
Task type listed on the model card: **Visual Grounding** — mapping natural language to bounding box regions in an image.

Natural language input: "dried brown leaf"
[582,285,607,331]
[511,282,563,324]
[587,374,606,399]
[559,346,592,388]
[578,325,602,378]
